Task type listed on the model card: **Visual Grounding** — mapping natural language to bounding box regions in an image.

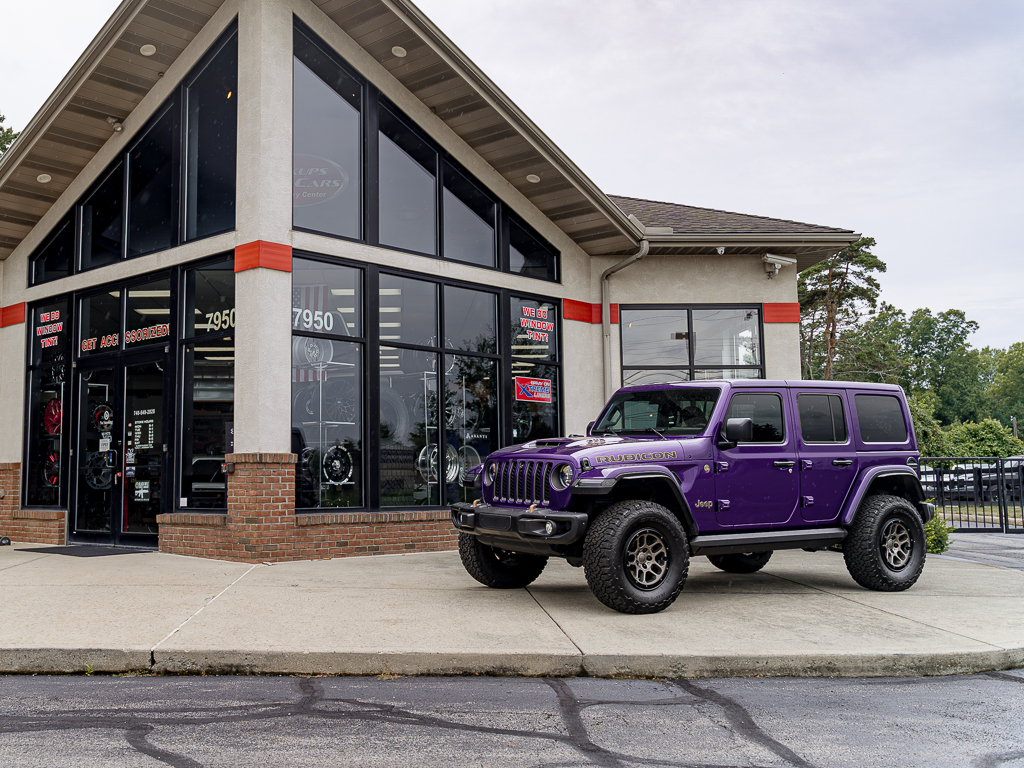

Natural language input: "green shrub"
[944,419,1024,458]
[925,515,954,554]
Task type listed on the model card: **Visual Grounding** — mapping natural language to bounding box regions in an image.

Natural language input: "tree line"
[799,238,1024,457]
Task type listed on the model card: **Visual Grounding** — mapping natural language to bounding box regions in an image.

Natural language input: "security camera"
[762,253,797,278]
[716,246,725,255]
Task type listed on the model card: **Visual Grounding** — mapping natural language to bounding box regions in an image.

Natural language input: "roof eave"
[644,232,860,247]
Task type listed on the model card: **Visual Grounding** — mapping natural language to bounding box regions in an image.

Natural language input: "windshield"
[593,388,721,436]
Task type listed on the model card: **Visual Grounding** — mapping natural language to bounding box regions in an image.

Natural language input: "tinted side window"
[726,393,784,443]
[798,394,847,443]
[855,394,908,443]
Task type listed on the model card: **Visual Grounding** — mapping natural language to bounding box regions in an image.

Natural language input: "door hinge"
[715,461,729,474]
[163,444,168,452]
[802,495,815,507]
[718,499,731,511]
[801,459,813,471]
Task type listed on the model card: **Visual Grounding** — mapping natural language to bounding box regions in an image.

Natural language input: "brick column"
[0,463,66,545]
[224,452,297,559]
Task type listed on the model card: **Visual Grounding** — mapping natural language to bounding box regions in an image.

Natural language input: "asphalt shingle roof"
[608,195,855,236]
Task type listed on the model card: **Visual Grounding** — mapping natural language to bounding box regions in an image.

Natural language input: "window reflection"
[445,355,497,504]
[509,219,558,281]
[510,362,559,443]
[180,337,234,509]
[80,163,123,270]
[621,309,689,367]
[78,291,121,356]
[125,278,172,349]
[183,257,235,337]
[443,286,495,353]
[379,274,436,346]
[379,106,437,255]
[442,162,495,267]
[30,214,74,285]
[380,349,440,506]
[128,105,179,257]
[693,308,761,366]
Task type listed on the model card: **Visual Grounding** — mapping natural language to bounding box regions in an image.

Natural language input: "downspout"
[602,239,649,400]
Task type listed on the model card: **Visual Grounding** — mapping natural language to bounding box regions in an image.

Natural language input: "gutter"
[601,239,649,400]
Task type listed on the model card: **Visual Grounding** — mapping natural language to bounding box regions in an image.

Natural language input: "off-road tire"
[458,533,547,589]
[583,500,689,614]
[708,551,773,574]
[844,494,925,591]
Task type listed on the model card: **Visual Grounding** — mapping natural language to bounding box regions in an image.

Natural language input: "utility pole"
[1013,416,1018,439]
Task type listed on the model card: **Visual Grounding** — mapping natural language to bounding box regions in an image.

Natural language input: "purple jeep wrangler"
[451,380,935,614]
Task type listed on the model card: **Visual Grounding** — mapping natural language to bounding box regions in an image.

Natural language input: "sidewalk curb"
[4,647,1023,679]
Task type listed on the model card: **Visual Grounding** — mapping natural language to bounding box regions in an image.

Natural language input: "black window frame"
[619,303,766,385]
[290,249,562,513]
[290,19,560,285]
[27,22,238,287]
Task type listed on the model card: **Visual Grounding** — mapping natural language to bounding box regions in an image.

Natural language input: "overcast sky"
[3,0,1022,349]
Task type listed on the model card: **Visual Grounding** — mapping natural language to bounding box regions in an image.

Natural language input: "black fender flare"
[572,468,698,537]
[840,466,932,525]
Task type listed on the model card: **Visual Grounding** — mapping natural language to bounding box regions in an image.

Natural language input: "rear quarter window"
[854,394,908,443]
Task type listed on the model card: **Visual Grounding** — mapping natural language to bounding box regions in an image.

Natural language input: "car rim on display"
[625,527,669,590]
[456,445,482,482]
[322,444,353,485]
[880,519,912,570]
[415,444,460,483]
[42,451,60,487]
[43,398,62,434]
[84,451,113,490]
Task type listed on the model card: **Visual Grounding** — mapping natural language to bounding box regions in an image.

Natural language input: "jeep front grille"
[492,459,552,506]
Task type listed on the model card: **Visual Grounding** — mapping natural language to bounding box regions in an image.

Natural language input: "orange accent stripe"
[563,299,618,324]
[763,302,801,323]
[1,303,26,328]
[234,241,293,272]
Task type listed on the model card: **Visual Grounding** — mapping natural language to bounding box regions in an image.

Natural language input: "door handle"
[773,460,796,468]
[832,459,854,467]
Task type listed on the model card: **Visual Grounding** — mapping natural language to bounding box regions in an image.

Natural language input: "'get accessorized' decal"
[596,451,677,464]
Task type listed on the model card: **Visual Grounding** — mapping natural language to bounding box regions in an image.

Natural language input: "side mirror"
[718,417,753,449]
[586,421,595,436]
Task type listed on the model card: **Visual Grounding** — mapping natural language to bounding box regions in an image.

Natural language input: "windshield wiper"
[641,427,666,439]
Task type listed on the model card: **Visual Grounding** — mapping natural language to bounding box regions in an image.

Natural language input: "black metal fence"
[919,457,1024,533]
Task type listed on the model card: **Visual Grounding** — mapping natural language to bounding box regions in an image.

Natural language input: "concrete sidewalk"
[1,541,1022,679]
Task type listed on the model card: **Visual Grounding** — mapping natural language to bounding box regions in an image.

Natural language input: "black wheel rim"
[625,527,670,590]
[880,518,913,571]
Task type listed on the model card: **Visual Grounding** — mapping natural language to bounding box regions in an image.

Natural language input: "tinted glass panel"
[75,366,116,533]
[444,285,496,353]
[509,219,558,281]
[594,388,720,437]
[442,163,494,267]
[855,394,908,443]
[799,394,847,443]
[31,297,69,367]
[183,257,235,338]
[25,367,66,506]
[379,107,436,255]
[379,348,440,506]
[180,337,234,508]
[621,309,689,366]
[726,393,785,443]
[510,297,557,362]
[292,258,361,338]
[511,364,559,443]
[293,33,362,240]
[379,274,436,346]
[129,106,178,257]
[78,291,121,356]
[80,163,123,270]
[185,31,237,240]
[446,354,497,504]
[622,369,690,387]
[123,360,163,534]
[30,214,74,285]
[292,338,363,508]
[125,278,172,349]
[693,308,760,366]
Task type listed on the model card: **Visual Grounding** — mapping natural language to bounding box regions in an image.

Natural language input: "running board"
[690,527,846,556]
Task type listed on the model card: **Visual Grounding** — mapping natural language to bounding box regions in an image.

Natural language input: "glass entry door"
[72,355,166,544]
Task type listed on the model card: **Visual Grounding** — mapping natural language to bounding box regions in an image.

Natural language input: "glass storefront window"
[293,28,362,240]
[621,306,764,384]
[444,285,496,354]
[128,105,179,257]
[125,278,172,349]
[509,219,558,282]
[79,290,121,356]
[379,274,437,346]
[442,162,495,268]
[29,214,74,285]
[445,354,497,504]
[185,30,238,240]
[693,308,761,366]
[510,296,557,362]
[292,338,363,508]
[80,163,123,270]
[25,298,70,507]
[379,106,437,256]
[510,363,559,443]
[293,260,361,338]
[380,348,440,506]
[183,256,235,337]
[180,337,234,509]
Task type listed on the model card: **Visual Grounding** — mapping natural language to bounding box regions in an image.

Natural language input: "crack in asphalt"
[0,677,799,768]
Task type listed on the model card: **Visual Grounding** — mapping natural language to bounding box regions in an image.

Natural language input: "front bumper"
[451,502,588,546]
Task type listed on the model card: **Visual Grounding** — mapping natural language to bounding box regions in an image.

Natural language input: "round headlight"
[551,463,574,491]
[484,462,497,486]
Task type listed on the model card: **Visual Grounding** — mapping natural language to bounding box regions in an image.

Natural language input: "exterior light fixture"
[391,46,407,58]
[140,44,157,56]
[36,174,52,184]
[526,174,541,184]
[106,116,124,132]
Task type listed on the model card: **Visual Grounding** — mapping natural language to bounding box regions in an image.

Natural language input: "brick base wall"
[0,463,67,545]
[156,453,458,563]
